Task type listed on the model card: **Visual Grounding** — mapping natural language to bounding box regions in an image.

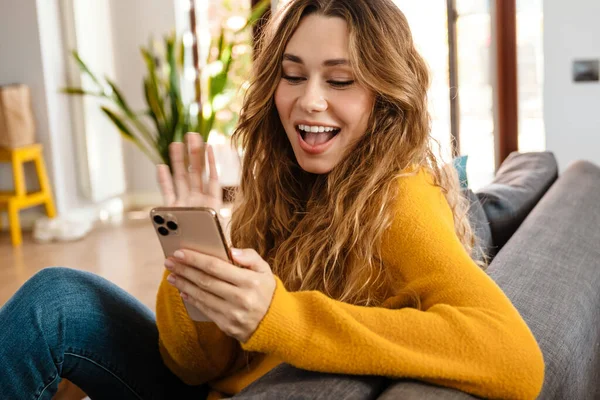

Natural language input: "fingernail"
[231,248,242,256]
[174,250,185,260]
[167,274,176,284]
[164,259,175,270]
[180,292,189,300]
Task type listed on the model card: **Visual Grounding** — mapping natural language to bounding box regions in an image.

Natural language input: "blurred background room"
[0,0,597,361]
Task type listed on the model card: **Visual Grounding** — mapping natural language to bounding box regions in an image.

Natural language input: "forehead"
[284,14,350,59]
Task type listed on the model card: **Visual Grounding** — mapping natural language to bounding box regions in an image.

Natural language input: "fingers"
[169,142,190,202]
[174,249,253,286]
[206,145,221,200]
[207,144,219,180]
[231,248,272,273]
[167,273,228,317]
[165,259,237,301]
[157,164,176,206]
[186,132,205,193]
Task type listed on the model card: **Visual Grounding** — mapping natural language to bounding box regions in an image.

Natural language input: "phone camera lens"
[158,227,169,236]
[167,221,178,231]
[153,215,165,225]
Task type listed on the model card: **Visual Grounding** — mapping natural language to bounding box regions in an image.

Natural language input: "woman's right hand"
[156,132,222,211]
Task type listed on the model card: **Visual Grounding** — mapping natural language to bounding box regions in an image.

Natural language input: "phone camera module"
[158,227,169,236]
[167,221,178,231]
[153,215,165,225]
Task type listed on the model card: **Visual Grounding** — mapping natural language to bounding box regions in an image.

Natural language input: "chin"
[297,157,336,175]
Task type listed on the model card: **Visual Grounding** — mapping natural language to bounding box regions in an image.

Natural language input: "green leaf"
[145,39,177,165]
[172,99,188,143]
[216,28,226,60]
[104,76,156,148]
[60,87,104,97]
[101,106,160,163]
[165,34,182,134]
[209,43,234,100]
[105,78,134,117]
[238,0,270,33]
[72,51,104,90]
[141,47,168,130]
[209,72,228,101]
[143,79,162,131]
[177,37,185,70]
[222,43,234,74]
[100,107,135,140]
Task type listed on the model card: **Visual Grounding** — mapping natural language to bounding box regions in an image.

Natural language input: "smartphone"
[150,207,233,322]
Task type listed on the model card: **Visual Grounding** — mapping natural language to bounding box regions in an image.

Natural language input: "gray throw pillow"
[476,151,558,256]
[463,189,493,263]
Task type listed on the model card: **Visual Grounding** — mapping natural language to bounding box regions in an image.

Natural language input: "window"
[193,0,546,188]
[455,0,495,189]
[396,0,544,189]
[395,1,454,163]
[178,0,255,142]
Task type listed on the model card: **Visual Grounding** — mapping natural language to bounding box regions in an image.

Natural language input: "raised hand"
[156,132,222,211]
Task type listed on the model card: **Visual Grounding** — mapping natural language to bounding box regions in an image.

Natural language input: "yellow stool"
[0,144,56,246]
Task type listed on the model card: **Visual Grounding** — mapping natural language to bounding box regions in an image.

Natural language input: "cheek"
[337,92,374,130]
[274,83,292,118]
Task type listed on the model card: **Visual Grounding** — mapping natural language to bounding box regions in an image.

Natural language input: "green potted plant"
[62,0,269,168]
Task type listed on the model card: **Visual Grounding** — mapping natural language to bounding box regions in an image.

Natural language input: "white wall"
[544,0,600,170]
[0,0,149,231]
[0,0,78,219]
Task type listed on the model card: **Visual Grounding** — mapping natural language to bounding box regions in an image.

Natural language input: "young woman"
[0,0,544,399]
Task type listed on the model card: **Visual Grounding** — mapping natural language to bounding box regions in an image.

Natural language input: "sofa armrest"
[232,363,388,399]
[232,363,479,400]
[487,161,600,400]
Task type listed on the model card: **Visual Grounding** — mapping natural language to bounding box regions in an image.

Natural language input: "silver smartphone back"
[150,207,232,322]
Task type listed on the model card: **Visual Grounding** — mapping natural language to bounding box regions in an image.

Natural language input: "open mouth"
[295,124,341,147]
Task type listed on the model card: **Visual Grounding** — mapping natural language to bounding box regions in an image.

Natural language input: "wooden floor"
[0,214,165,312]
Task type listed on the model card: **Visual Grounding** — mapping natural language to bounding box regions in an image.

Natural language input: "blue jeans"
[0,267,209,399]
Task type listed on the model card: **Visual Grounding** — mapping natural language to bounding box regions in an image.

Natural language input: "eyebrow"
[282,53,349,67]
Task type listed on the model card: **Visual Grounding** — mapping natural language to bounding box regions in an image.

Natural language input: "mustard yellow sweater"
[156,171,545,400]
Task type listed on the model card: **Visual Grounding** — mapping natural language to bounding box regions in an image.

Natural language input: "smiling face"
[274,14,375,174]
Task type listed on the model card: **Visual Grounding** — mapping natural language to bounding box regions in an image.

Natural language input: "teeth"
[297,124,338,133]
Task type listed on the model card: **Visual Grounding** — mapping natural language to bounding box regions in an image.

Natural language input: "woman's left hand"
[164,248,276,343]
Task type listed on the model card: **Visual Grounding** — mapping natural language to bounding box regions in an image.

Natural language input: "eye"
[328,80,355,89]
[282,75,306,84]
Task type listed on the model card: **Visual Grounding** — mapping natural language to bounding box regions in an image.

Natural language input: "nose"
[298,80,328,113]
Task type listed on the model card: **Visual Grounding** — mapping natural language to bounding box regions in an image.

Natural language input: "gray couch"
[231,154,600,400]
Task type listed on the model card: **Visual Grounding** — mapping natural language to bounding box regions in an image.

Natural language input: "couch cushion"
[463,189,493,263]
[487,161,600,399]
[476,151,558,256]
[378,380,478,399]
[233,363,387,399]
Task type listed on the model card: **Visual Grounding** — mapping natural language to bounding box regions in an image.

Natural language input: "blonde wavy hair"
[230,0,480,307]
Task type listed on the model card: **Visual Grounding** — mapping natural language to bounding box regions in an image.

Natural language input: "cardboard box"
[0,84,36,148]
